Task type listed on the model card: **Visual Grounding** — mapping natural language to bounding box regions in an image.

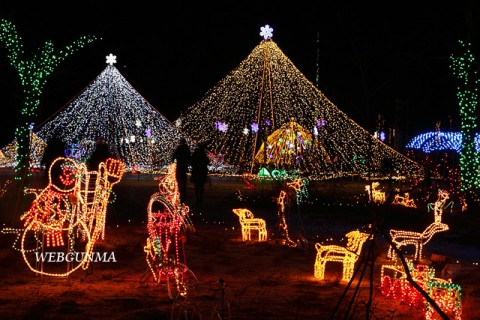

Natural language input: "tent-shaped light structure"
[177,25,422,178]
[36,54,191,171]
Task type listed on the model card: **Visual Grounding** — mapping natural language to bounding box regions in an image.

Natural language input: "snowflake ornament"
[260,25,273,40]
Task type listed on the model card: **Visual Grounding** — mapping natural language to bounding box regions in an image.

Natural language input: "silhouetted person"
[88,138,114,170]
[190,143,210,206]
[172,137,191,204]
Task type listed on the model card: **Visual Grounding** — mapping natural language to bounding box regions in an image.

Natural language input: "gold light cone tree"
[0,132,47,168]
[178,25,422,178]
[36,54,192,171]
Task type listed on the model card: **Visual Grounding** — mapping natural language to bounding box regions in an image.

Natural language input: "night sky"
[0,1,478,147]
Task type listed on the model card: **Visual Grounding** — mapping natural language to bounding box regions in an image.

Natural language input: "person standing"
[172,137,191,204]
[190,143,210,207]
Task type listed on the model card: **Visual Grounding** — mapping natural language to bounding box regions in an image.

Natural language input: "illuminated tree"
[0,19,98,178]
[178,25,422,178]
[36,54,191,171]
[450,40,480,193]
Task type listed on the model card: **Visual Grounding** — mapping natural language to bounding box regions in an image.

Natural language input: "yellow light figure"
[314,230,371,282]
[387,222,449,261]
[365,182,386,204]
[392,192,417,208]
[232,208,267,242]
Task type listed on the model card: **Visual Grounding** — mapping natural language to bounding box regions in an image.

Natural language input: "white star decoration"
[106,53,117,65]
[260,25,273,40]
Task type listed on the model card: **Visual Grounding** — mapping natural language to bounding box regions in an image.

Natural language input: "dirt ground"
[0,170,479,320]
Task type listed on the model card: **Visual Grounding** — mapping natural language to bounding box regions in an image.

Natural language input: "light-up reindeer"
[365,181,386,204]
[427,189,453,223]
[144,162,196,300]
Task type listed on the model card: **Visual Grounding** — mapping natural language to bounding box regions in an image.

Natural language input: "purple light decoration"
[145,128,152,137]
[251,122,259,133]
[265,118,271,126]
[380,131,386,142]
[215,121,228,132]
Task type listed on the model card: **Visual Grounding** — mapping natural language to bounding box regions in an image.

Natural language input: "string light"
[4,156,125,276]
[36,55,190,172]
[0,19,98,177]
[406,131,480,153]
[232,208,267,242]
[450,40,480,192]
[314,230,371,282]
[178,25,423,179]
[387,221,449,261]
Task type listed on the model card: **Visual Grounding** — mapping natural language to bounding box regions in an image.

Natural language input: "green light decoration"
[450,40,480,192]
[0,19,98,179]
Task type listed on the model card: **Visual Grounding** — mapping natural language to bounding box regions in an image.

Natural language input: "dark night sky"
[0,1,478,147]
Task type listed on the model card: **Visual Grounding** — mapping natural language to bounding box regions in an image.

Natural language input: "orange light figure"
[232,208,267,242]
[314,230,371,282]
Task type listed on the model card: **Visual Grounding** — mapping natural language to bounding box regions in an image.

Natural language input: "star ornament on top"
[260,25,273,40]
[106,53,117,65]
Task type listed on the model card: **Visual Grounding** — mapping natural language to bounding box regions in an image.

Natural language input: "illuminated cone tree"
[178,25,422,178]
[0,19,98,178]
[36,54,191,170]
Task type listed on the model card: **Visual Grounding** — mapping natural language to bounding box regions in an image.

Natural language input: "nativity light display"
[314,229,371,282]
[6,156,125,276]
[177,25,422,179]
[0,19,98,178]
[450,40,480,191]
[36,54,190,171]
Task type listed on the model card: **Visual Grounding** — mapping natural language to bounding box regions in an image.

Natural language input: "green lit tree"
[0,19,98,179]
[450,40,480,198]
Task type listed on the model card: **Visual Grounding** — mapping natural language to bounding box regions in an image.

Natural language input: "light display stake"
[0,19,98,178]
[450,40,480,192]
[232,208,267,242]
[314,230,371,282]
